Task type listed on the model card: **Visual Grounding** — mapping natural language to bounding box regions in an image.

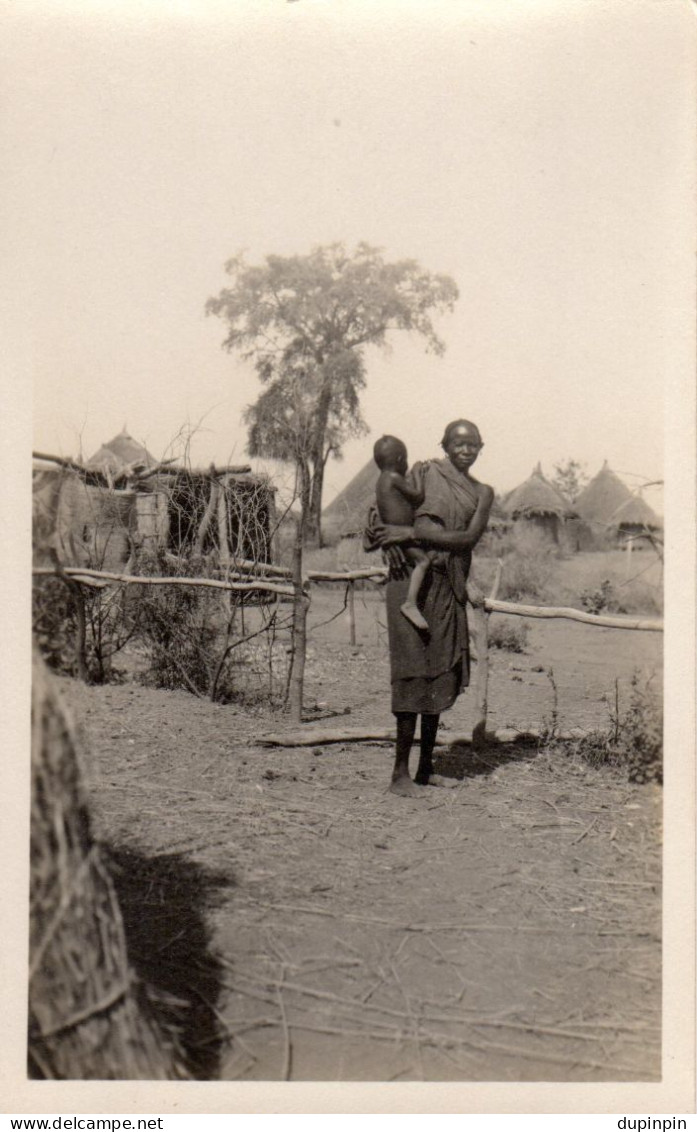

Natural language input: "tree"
[206,242,459,545]
[551,458,589,505]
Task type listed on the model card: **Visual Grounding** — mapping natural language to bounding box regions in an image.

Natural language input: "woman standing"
[372,419,493,796]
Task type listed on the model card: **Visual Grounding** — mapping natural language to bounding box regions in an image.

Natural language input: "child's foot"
[401,601,429,631]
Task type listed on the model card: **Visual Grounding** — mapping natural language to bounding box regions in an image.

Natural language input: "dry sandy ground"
[57,589,662,1082]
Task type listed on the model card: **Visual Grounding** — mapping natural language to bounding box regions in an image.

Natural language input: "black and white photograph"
[3,0,695,1116]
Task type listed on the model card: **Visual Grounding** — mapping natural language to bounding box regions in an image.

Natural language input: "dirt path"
[60,595,662,1082]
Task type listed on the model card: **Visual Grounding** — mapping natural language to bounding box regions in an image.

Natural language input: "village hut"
[322,458,379,560]
[574,461,634,545]
[575,461,633,519]
[608,494,662,546]
[502,464,574,545]
[87,427,157,475]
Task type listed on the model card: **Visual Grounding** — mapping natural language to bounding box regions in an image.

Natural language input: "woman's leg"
[390,712,422,795]
[414,713,440,784]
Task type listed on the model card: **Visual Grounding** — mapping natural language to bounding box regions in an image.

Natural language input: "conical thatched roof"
[610,494,661,530]
[502,464,572,519]
[87,428,156,473]
[322,459,378,542]
[575,461,633,524]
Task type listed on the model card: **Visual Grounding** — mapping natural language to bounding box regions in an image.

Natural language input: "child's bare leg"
[401,551,430,631]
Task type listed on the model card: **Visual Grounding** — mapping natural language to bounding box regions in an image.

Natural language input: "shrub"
[619,673,663,785]
[488,618,529,653]
[132,551,226,698]
[32,575,135,683]
[580,578,624,615]
[32,577,79,676]
[554,672,662,785]
[131,550,289,705]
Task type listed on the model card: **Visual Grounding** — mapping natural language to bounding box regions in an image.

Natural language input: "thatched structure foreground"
[29,653,186,1079]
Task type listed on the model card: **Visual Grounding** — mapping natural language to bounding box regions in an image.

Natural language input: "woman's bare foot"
[389,775,425,798]
[400,601,429,631]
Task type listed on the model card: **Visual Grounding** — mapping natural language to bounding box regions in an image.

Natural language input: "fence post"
[625,536,633,580]
[471,559,503,749]
[287,515,310,723]
[347,581,356,647]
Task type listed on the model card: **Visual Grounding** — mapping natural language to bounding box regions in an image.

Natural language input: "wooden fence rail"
[483,598,662,633]
[33,562,663,741]
[32,565,663,631]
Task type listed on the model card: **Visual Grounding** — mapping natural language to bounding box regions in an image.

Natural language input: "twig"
[276,968,292,1081]
[573,817,599,844]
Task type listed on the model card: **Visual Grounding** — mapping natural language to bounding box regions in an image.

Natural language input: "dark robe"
[379,459,479,714]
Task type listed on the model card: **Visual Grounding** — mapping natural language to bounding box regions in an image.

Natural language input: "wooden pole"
[287,515,310,723]
[259,724,589,748]
[194,466,219,555]
[216,477,231,567]
[625,536,633,580]
[471,559,503,749]
[347,581,356,646]
[70,580,89,684]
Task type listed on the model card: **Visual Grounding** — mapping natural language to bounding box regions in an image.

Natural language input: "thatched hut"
[322,459,379,561]
[575,461,633,533]
[502,464,573,544]
[86,427,156,475]
[609,494,662,546]
[573,461,663,548]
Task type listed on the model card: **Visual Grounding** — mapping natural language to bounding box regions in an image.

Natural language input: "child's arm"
[392,476,424,506]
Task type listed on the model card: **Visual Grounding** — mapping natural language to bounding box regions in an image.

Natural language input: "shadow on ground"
[435,739,540,780]
[107,847,233,1080]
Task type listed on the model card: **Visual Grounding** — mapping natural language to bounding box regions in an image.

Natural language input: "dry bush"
[553,672,662,785]
[32,576,136,684]
[32,578,78,676]
[130,551,227,698]
[130,550,290,705]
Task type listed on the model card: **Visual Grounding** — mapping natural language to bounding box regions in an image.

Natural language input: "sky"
[5,0,695,512]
